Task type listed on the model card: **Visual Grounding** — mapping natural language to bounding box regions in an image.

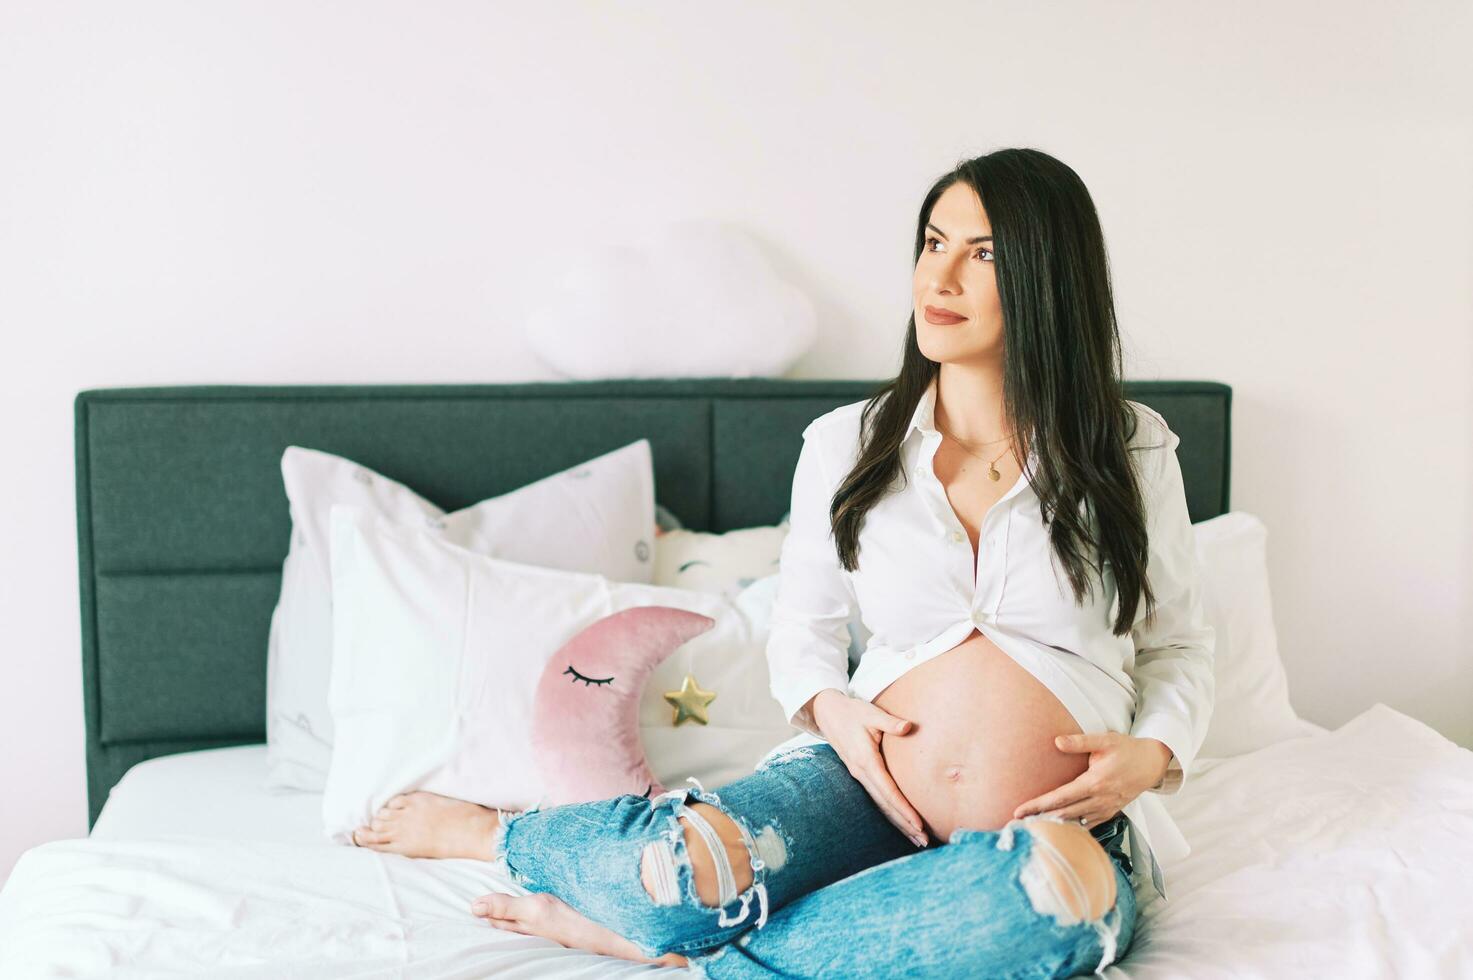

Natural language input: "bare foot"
[351,791,500,860]
[469,892,690,968]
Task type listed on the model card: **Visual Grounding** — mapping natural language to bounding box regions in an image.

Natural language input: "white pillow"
[266,440,657,792]
[652,524,787,598]
[655,517,872,664]
[321,504,796,843]
[1192,511,1309,758]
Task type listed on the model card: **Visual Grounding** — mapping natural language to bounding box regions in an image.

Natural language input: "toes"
[388,795,410,810]
[524,893,562,923]
[469,894,555,938]
[495,893,559,928]
[352,826,387,847]
[483,916,526,936]
[470,893,524,920]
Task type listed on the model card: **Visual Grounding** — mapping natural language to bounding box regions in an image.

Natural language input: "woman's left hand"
[1011,733,1173,828]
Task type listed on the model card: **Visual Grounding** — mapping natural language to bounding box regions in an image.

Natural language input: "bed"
[2,377,1470,978]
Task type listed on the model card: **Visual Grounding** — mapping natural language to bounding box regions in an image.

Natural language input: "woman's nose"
[930,275,961,298]
[929,262,962,295]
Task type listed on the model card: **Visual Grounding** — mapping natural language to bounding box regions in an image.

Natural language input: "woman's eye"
[563,665,615,687]
[925,236,993,261]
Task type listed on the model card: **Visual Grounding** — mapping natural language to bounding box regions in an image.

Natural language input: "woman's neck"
[934,364,1008,446]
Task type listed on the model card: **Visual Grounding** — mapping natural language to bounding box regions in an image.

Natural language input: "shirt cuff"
[1151,754,1185,793]
[775,673,850,739]
[1130,715,1194,796]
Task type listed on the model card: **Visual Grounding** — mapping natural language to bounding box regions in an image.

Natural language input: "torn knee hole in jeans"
[998,815,1125,975]
[638,782,784,930]
[999,815,1117,924]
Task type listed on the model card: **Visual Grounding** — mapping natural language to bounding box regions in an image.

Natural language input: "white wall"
[2,1,1469,884]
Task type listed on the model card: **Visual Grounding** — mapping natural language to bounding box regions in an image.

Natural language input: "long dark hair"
[831,148,1164,637]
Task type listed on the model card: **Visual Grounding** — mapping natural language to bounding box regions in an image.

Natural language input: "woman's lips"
[924,306,967,325]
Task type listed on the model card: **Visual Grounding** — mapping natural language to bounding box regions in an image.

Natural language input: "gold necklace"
[936,417,1014,482]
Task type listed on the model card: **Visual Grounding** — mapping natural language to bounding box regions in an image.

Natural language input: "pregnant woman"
[351,147,1215,978]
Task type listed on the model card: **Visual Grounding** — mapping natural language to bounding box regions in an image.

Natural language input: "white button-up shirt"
[764,376,1215,901]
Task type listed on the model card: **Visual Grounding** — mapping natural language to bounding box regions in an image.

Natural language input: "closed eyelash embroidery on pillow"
[563,665,615,687]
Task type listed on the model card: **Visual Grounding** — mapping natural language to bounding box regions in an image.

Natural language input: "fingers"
[866,754,928,847]
[845,742,926,847]
[1036,804,1095,827]
[826,700,928,848]
[1014,773,1091,819]
[852,768,921,846]
[860,709,925,844]
[867,703,914,736]
[835,749,900,834]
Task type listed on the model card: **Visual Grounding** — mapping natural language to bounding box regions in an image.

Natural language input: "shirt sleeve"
[766,423,858,738]
[1128,418,1216,796]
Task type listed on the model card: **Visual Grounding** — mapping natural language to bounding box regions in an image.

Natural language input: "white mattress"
[4,704,1472,978]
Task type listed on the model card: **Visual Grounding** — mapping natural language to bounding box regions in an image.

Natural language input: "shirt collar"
[903,375,941,441]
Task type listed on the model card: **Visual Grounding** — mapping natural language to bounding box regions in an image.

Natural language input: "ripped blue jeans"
[491,742,1137,979]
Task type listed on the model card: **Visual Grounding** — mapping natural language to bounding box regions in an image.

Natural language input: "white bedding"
[4,703,1471,978]
[90,744,322,844]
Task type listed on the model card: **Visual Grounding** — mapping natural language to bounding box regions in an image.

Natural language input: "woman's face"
[912,182,1004,363]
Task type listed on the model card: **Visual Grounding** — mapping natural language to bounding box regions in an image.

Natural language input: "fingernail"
[471,902,487,915]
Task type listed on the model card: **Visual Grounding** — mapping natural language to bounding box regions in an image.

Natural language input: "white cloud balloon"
[523,218,818,379]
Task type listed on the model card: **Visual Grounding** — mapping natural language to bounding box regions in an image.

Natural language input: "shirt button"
[950,530,964,543]
[971,610,989,627]
[905,650,916,660]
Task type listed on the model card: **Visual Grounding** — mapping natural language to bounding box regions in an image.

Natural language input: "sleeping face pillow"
[531,604,715,802]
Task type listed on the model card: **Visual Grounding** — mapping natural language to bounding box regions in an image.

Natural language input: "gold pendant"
[988,464,1000,481]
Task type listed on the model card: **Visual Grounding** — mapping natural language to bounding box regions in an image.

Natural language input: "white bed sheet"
[3,703,1471,978]
[90,744,322,844]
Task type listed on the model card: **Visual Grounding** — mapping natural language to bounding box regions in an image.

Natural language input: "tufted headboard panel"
[74,377,1230,825]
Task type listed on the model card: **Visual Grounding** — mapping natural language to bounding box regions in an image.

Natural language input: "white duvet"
[3,703,1470,979]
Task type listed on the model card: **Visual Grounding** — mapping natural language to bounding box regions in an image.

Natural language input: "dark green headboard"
[74,377,1231,826]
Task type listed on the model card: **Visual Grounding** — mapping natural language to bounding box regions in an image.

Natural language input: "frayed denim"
[491,743,1137,978]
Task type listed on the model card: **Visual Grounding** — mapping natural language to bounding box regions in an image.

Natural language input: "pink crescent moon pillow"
[530,604,714,803]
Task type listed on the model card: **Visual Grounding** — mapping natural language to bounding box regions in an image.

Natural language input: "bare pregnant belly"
[872,629,1091,843]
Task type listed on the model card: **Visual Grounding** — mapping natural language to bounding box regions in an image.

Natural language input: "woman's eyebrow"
[926,222,992,244]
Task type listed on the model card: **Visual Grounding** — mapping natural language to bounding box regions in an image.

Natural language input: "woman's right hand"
[809,688,929,848]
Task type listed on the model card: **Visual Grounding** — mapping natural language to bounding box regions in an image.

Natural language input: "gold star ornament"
[663,673,717,726]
